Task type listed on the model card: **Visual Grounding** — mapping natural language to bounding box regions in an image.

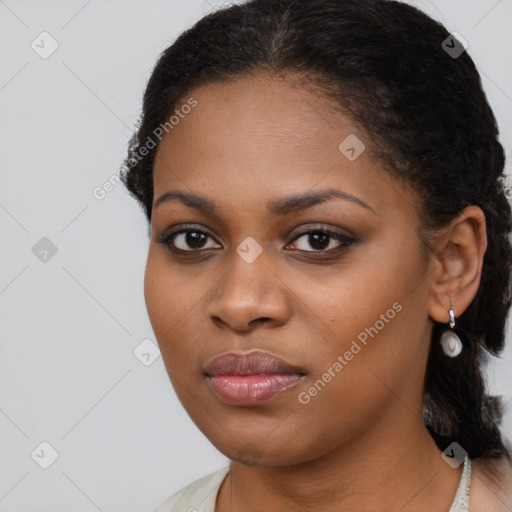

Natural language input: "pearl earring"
[440,306,463,357]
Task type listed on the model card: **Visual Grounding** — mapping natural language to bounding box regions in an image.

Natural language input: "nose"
[206,249,292,332]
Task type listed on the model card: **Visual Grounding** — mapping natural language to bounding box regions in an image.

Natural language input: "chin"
[219,439,310,468]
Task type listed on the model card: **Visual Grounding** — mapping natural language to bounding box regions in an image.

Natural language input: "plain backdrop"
[0,1,511,510]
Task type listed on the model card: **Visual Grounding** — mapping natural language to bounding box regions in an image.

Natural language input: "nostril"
[250,317,272,325]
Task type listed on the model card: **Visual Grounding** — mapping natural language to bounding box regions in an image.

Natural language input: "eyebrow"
[153,188,376,215]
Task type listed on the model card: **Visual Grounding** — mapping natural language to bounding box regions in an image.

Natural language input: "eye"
[156,226,221,253]
[287,228,355,253]
[156,224,356,257]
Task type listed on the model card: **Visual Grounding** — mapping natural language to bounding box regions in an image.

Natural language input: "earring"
[440,306,463,357]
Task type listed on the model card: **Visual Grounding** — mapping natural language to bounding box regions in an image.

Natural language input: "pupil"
[187,231,206,248]
[310,232,329,250]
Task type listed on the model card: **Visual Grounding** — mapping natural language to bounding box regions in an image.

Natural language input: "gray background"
[0,0,511,510]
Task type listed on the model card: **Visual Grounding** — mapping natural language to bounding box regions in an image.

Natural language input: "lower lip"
[206,373,303,406]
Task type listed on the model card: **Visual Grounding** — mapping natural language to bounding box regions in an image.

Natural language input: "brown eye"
[288,229,355,253]
[157,226,221,253]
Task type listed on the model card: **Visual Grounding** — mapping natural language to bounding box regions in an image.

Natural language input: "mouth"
[204,351,306,407]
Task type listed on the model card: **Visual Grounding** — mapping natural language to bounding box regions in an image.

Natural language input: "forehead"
[154,73,352,170]
[152,73,416,220]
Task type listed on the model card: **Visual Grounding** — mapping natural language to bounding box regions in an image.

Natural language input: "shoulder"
[469,456,512,511]
[153,466,230,512]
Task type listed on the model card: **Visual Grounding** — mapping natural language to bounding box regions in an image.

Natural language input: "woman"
[120,0,512,510]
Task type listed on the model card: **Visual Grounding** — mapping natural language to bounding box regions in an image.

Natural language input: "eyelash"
[156,224,356,258]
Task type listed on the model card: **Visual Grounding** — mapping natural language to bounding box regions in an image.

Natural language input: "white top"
[154,466,229,512]
[154,458,472,512]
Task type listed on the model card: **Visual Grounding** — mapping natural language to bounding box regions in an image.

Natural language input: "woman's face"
[145,74,434,466]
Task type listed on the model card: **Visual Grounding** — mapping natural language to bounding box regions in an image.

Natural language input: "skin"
[144,73,508,511]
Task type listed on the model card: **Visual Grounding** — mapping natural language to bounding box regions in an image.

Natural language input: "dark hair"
[120,0,512,462]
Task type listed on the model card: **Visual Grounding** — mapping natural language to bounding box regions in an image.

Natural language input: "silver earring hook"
[449,306,455,329]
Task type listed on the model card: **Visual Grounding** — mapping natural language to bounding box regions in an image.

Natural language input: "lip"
[204,351,305,376]
[204,351,306,407]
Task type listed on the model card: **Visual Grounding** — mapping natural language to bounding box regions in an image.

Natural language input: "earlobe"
[427,205,488,324]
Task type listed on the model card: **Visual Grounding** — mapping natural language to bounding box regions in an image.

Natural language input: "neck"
[216,412,464,512]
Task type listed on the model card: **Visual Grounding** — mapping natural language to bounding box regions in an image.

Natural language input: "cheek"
[295,244,428,417]
[285,310,424,461]
[143,252,170,338]
[143,251,190,358]
[143,248,196,331]
[143,249,208,376]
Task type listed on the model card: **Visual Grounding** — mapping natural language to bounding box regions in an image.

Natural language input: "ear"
[428,205,488,324]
